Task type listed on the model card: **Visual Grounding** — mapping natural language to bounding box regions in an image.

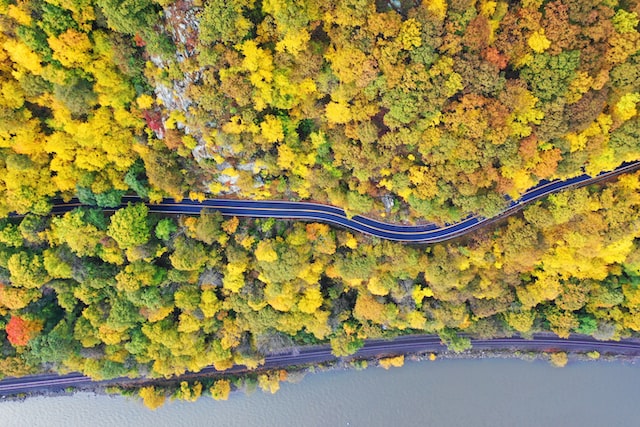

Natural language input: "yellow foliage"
[566,71,594,104]
[298,261,324,285]
[600,238,634,265]
[136,94,154,109]
[105,348,128,363]
[275,29,310,57]
[527,29,551,53]
[7,5,32,25]
[188,191,205,202]
[48,29,92,68]
[97,325,126,345]
[210,380,231,401]
[261,115,284,142]
[223,115,247,135]
[139,386,166,410]
[444,72,464,97]
[255,240,278,262]
[223,267,246,293]
[566,132,587,153]
[585,147,619,177]
[239,41,272,75]
[258,373,280,394]
[182,135,198,150]
[1,80,24,109]
[508,88,543,138]
[324,45,371,86]
[165,110,186,130]
[277,144,296,170]
[307,310,331,339]
[516,274,561,308]
[239,235,256,250]
[503,169,536,199]
[209,181,224,194]
[505,310,535,333]
[408,166,439,199]
[367,277,389,296]
[344,234,358,249]
[426,0,447,20]
[325,101,351,124]
[398,19,422,50]
[613,9,639,34]
[624,309,640,331]
[479,1,497,17]
[298,287,323,313]
[239,40,274,110]
[354,292,387,324]
[0,286,38,310]
[549,352,568,368]
[310,131,326,148]
[406,311,426,329]
[379,355,404,369]
[2,39,43,75]
[178,381,203,402]
[587,351,600,360]
[145,306,174,322]
[411,285,434,306]
[222,216,240,234]
[265,282,297,312]
[178,312,200,333]
[614,92,640,122]
[200,289,221,318]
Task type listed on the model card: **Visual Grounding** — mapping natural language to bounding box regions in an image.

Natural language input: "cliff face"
[149,0,255,193]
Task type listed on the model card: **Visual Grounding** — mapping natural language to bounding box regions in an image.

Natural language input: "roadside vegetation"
[0,0,639,406]
[1,172,640,390]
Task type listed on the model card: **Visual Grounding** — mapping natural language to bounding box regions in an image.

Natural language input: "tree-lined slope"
[1,0,640,406]
[1,1,640,222]
[0,171,640,381]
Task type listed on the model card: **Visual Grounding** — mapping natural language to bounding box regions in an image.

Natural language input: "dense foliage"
[0,0,640,405]
[0,172,639,382]
[1,0,639,221]
[163,0,640,221]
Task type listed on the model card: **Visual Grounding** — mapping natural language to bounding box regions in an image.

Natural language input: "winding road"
[3,162,638,395]
[49,161,640,243]
[2,333,640,395]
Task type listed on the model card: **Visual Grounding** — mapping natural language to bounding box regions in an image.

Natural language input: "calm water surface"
[1,358,639,427]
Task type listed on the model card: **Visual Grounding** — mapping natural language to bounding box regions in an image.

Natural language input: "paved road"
[49,161,640,243]
[3,163,638,394]
[2,334,640,395]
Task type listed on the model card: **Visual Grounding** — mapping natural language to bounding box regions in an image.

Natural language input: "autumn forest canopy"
[0,0,640,405]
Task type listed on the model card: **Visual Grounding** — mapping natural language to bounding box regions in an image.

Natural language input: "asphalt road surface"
[4,162,639,394]
[48,161,640,243]
[2,334,640,396]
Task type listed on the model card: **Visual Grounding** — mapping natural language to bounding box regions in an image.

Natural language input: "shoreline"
[2,344,638,404]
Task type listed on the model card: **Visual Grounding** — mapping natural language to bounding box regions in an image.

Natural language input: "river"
[1,358,639,427]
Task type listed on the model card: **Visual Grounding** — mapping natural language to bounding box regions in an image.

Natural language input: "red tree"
[5,316,41,347]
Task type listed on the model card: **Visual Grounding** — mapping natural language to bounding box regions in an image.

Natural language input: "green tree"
[7,251,51,289]
[520,51,580,102]
[170,236,208,272]
[199,0,253,45]
[155,218,177,241]
[107,203,151,250]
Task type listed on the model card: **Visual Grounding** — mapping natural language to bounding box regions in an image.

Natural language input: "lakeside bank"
[2,357,640,427]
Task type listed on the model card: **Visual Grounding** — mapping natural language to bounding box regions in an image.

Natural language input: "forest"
[0,0,639,406]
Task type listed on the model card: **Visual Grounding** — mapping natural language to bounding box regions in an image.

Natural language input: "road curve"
[2,333,640,395]
[3,165,637,394]
[48,161,640,243]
